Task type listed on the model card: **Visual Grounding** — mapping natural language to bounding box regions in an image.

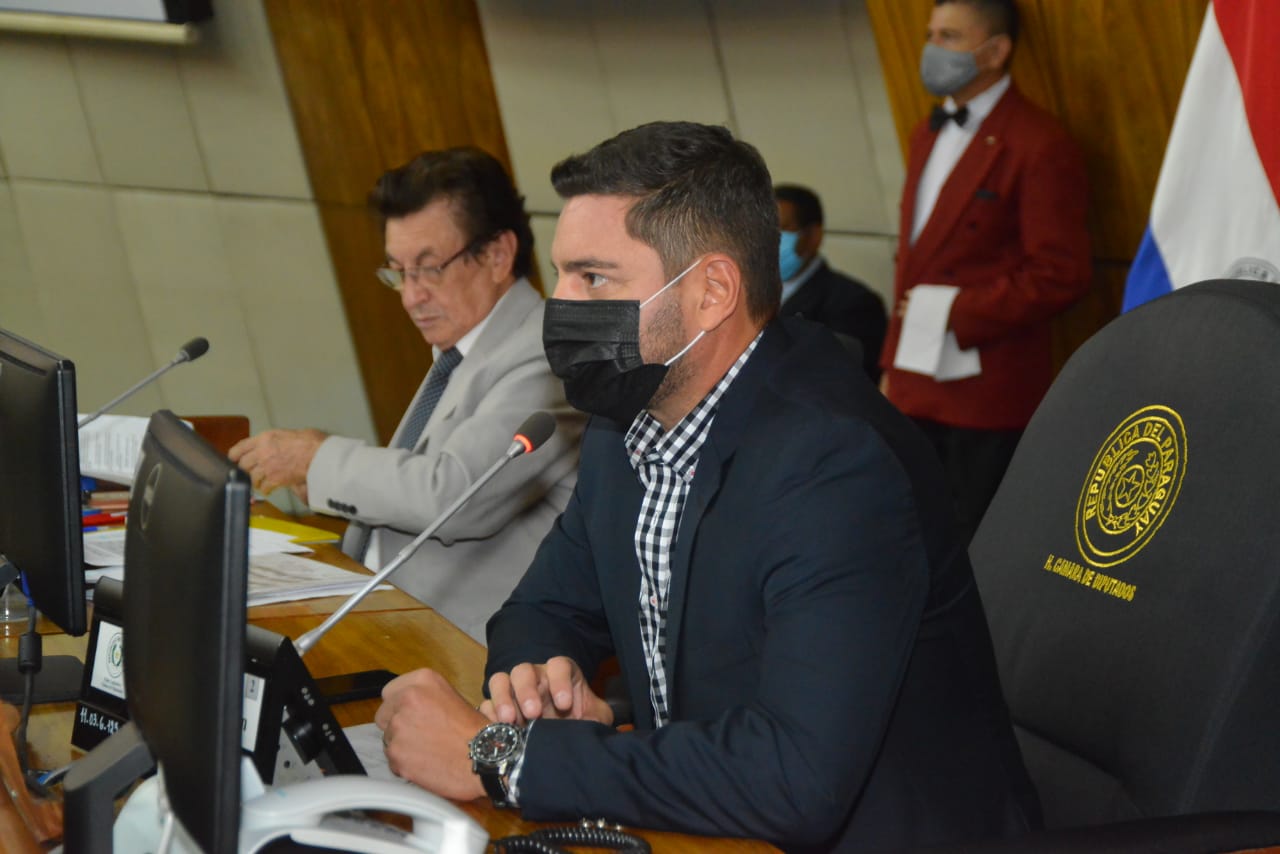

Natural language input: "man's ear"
[983,33,1013,72]
[696,255,742,331]
[484,230,518,282]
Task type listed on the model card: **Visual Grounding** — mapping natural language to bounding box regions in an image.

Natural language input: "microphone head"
[512,411,556,454]
[177,337,210,363]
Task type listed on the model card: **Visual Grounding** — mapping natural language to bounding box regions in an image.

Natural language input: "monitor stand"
[0,657,83,705]
[62,721,156,854]
[0,562,83,705]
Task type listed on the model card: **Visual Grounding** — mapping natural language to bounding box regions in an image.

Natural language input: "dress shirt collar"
[944,73,1011,129]
[624,332,763,476]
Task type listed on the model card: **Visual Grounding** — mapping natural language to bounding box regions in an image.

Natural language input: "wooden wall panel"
[314,203,419,444]
[867,0,1208,358]
[262,0,516,443]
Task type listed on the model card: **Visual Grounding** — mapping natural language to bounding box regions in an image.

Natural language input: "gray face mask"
[920,42,980,97]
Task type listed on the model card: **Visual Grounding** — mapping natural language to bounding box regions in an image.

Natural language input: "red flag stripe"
[1213,0,1280,203]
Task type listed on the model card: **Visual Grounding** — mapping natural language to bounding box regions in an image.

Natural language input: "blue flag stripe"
[1122,227,1174,313]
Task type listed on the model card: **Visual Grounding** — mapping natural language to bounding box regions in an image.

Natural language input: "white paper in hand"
[892,285,981,381]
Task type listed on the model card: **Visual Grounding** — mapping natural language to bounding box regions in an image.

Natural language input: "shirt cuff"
[506,719,534,806]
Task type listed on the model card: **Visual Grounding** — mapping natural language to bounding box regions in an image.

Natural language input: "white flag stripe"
[1149,6,1280,291]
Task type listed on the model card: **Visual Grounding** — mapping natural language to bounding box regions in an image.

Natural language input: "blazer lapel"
[661,439,724,689]
[900,125,936,255]
[659,323,785,700]
[910,135,1005,268]
[909,92,1019,269]
[595,432,655,730]
[413,279,541,450]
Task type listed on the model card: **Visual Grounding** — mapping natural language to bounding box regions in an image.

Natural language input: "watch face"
[470,722,523,765]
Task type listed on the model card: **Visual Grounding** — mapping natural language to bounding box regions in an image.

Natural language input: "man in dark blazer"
[374,121,1038,852]
[879,0,1091,544]
[775,184,887,382]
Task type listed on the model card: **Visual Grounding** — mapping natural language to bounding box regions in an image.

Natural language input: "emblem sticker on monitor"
[1075,405,1187,568]
[89,621,126,699]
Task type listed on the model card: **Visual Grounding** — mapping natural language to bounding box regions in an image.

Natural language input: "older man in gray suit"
[230,148,583,642]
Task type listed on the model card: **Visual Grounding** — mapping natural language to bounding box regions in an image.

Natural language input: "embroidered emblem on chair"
[1075,405,1187,568]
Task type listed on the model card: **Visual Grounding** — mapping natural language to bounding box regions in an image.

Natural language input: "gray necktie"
[396,347,462,450]
[346,347,462,563]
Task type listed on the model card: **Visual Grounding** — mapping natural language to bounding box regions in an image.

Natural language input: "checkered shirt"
[623,334,761,726]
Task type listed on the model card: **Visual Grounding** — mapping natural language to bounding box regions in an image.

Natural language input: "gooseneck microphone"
[293,411,557,655]
[78,337,210,429]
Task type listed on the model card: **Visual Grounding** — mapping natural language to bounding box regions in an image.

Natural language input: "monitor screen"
[0,327,86,636]
[124,409,249,854]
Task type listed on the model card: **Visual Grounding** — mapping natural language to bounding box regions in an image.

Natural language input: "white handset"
[113,762,488,854]
[240,775,488,854]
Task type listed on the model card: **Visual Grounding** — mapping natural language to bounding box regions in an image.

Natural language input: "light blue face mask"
[779,230,805,281]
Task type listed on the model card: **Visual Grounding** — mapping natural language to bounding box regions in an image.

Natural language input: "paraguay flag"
[1122,0,1280,312]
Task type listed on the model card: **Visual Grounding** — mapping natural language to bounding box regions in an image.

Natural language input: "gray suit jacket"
[307,280,583,642]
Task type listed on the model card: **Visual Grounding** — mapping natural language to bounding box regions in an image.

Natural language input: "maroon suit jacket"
[880,84,1091,431]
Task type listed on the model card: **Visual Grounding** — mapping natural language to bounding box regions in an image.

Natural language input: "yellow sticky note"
[250,516,342,544]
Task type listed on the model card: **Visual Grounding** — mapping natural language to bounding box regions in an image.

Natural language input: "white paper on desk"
[246,552,389,606]
[82,527,309,568]
[892,284,981,381]
[83,553,388,606]
[344,722,411,784]
[83,529,128,567]
[85,566,124,587]
[247,528,314,557]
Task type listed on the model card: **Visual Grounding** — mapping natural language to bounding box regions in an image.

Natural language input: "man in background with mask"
[374,121,1039,851]
[880,0,1091,544]
[775,183,887,382]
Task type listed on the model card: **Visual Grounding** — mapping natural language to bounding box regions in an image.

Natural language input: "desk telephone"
[241,775,487,853]
[114,758,488,853]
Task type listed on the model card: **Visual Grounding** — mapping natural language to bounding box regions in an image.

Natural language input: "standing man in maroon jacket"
[880,0,1091,544]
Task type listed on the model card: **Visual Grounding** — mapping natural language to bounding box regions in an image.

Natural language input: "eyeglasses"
[376,235,488,291]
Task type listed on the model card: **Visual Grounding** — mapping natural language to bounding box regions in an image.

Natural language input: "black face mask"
[542,298,670,425]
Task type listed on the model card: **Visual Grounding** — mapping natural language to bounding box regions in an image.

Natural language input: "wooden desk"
[1,537,778,853]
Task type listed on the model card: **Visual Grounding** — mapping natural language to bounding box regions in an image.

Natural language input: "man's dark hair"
[774,184,824,230]
[551,121,781,324]
[936,0,1019,44]
[370,147,534,279]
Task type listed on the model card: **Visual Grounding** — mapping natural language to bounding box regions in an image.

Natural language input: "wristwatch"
[469,722,526,807]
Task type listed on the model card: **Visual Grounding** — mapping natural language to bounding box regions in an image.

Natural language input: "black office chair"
[958,280,1280,852]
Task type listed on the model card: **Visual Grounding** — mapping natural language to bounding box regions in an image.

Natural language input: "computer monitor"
[0,327,87,702]
[63,409,250,854]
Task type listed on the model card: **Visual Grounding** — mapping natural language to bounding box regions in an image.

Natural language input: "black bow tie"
[929,104,970,132]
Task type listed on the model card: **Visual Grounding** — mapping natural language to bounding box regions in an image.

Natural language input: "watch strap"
[479,769,513,808]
